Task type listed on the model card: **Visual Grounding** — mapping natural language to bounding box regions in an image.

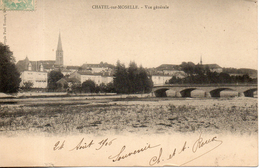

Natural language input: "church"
[16,33,114,89]
[16,33,64,88]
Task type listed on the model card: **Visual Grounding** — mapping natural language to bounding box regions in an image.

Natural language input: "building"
[17,33,65,89]
[69,71,113,85]
[202,64,223,73]
[55,32,64,67]
[199,57,223,73]
[17,33,65,73]
[16,56,56,73]
[155,64,186,77]
[81,62,115,73]
[19,62,48,88]
[61,69,72,76]
[100,72,114,84]
[56,77,81,90]
[151,74,172,85]
[148,64,186,85]
[65,65,80,72]
[156,64,182,75]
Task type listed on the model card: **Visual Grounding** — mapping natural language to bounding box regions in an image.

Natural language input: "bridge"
[152,84,258,97]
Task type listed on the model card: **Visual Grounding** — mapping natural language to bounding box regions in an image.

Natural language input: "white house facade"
[70,71,113,85]
[152,75,172,85]
[20,70,48,88]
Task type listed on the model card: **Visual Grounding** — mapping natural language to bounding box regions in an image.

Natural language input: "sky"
[0,0,258,69]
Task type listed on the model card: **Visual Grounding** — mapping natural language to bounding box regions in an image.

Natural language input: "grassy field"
[0,96,257,136]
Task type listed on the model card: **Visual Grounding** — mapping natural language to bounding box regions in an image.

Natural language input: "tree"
[0,43,21,93]
[138,66,153,93]
[105,82,115,93]
[218,72,231,83]
[113,61,153,94]
[98,83,106,93]
[180,62,195,77]
[98,82,115,93]
[82,80,96,93]
[113,61,129,94]
[21,81,34,91]
[128,61,139,93]
[168,76,183,84]
[48,70,64,91]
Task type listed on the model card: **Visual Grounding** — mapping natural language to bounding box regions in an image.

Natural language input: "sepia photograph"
[0,0,258,166]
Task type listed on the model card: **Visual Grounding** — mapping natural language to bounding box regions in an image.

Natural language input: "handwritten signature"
[149,133,223,166]
[52,133,223,166]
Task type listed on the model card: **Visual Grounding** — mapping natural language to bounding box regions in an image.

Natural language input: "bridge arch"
[243,88,257,97]
[180,88,197,97]
[154,88,169,97]
[209,88,234,97]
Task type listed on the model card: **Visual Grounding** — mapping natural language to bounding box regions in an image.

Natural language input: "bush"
[21,81,33,91]
[82,80,96,93]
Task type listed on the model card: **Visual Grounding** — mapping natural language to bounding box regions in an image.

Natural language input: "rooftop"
[156,64,180,70]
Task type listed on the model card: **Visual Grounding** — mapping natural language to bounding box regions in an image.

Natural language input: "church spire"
[55,32,64,67]
[57,32,63,51]
[200,55,202,65]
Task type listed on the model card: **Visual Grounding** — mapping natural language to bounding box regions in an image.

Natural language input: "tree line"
[46,60,154,94]
[167,62,257,84]
[47,71,115,93]
[113,61,153,94]
[0,43,256,94]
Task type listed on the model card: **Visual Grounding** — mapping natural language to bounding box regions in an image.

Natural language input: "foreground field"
[0,97,257,136]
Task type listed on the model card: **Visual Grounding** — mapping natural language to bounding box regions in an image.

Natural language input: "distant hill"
[222,68,257,78]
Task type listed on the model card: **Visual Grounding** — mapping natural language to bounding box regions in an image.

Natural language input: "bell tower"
[55,32,63,67]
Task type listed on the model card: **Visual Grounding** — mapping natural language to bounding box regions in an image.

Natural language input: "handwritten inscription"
[96,138,116,150]
[149,133,223,166]
[53,138,115,151]
[192,133,218,153]
[53,140,65,151]
[108,143,160,162]
[52,133,223,166]
[70,138,94,151]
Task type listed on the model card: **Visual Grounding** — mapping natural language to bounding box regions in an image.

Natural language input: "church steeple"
[200,55,202,65]
[55,32,64,67]
[57,32,63,51]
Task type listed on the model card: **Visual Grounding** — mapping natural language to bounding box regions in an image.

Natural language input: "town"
[15,33,257,95]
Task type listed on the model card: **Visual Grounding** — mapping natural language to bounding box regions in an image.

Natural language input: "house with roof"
[16,56,56,73]
[19,60,48,88]
[148,64,186,85]
[16,33,66,89]
[69,71,113,85]
[56,77,81,91]
[61,69,72,76]
[198,57,223,73]
[202,64,223,73]
[65,65,80,72]
[17,33,65,73]
[151,74,173,85]
[81,62,115,73]
[155,64,185,76]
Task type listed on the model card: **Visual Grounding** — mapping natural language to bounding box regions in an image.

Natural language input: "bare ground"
[0,96,257,136]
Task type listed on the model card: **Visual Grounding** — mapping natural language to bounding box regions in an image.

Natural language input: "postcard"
[0,0,258,167]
